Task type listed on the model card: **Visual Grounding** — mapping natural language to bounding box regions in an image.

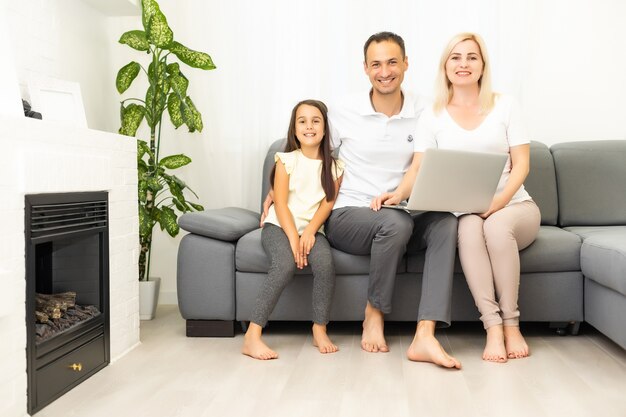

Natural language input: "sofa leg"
[239,321,249,333]
[186,320,235,337]
[549,321,580,336]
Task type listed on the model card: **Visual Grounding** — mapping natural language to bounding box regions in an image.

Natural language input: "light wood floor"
[36,305,626,417]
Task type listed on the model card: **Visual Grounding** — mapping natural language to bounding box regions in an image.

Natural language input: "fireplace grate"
[30,200,108,240]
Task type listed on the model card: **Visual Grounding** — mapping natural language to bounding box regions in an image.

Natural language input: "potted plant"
[115,0,215,319]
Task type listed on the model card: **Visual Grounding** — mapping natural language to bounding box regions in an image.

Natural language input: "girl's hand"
[288,238,305,269]
[479,194,509,218]
[370,192,402,211]
[299,231,316,267]
[260,190,275,227]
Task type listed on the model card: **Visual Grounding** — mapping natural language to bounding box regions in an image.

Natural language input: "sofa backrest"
[525,141,559,226]
[261,139,562,226]
[551,140,626,226]
[260,139,287,212]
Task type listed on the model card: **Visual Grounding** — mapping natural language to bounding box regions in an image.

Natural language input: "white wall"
[5,0,626,305]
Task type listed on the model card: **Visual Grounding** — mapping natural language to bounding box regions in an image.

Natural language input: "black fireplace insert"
[25,192,110,415]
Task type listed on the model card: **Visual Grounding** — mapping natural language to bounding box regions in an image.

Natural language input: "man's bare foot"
[361,302,389,353]
[504,325,529,359]
[483,325,507,363]
[406,321,461,369]
[312,324,339,354]
[241,323,278,360]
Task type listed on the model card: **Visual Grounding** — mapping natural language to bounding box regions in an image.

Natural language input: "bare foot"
[312,324,339,354]
[241,323,278,360]
[483,325,507,363]
[361,302,389,353]
[504,326,529,359]
[406,321,461,369]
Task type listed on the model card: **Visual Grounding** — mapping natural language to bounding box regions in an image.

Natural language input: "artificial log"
[35,292,77,320]
[35,310,49,324]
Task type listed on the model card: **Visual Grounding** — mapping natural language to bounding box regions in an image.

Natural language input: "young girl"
[415,33,541,362]
[242,99,344,360]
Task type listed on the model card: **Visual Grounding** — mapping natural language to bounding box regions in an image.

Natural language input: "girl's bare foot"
[483,325,507,363]
[361,302,389,353]
[504,325,529,359]
[312,323,339,354]
[241,323,278,360]
[406,321,461,369]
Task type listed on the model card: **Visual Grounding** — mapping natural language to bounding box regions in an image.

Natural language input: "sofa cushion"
[406,226,580,274]
[525,141,558,226]
[179,208,260,242]
[236,228,406,274]
[552,140,626,226]
[565,226,626,296]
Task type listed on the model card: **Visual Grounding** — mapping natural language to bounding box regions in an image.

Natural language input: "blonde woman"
[414,33,540,362]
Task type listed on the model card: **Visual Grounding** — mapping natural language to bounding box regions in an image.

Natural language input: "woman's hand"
[288,237,305,269]
[479,193,509,218]
[370,191,403,211]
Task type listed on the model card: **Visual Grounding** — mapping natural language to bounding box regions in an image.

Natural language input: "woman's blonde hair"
[433,32,496,115]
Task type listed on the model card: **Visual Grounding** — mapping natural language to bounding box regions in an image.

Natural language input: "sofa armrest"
[178,207,260,241]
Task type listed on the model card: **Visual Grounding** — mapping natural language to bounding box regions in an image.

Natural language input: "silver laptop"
[384,148,508,213]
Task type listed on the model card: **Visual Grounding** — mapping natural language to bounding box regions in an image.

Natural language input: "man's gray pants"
[251,223,336,327]
[326,207,457,326]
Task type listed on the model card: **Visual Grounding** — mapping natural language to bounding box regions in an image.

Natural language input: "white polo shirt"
[329,90,426,209]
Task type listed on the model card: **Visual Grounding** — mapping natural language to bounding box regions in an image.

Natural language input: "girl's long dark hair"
[269,99,338,202]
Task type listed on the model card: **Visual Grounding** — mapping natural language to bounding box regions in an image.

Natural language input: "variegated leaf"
[116,61,141,94]
[119,30,149,51]
[159,206,180,237]
[160,154,191,169]
[166,62,180,75]
[169,41,216,70]
[141,0,159,32]
[187,202,204,211]
[138,204,153,238]
[119,103,145,137]
[167,93,184,128]
[185,97,203,132]
[146,9,173,48]
[169,73,188,98]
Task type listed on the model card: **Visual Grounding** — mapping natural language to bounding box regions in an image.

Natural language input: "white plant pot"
[139,277,161,320]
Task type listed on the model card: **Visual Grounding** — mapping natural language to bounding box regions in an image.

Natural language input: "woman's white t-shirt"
[264,149,344,235]
[414,94,531,206]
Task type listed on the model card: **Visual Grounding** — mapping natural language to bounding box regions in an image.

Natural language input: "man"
[325,32,460,368]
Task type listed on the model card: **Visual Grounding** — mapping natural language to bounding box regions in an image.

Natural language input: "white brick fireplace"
[0,116,140,416]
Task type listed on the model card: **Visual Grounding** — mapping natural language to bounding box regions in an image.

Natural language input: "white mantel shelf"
[0,116,140,417]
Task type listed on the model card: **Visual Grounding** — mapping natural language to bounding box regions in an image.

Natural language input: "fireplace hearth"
[25,192,111,415]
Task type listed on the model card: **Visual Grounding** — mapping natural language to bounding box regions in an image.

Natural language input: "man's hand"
[370,191,403,211]
[260,190,275,227]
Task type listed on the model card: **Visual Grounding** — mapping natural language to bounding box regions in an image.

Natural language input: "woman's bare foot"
[241,323,278,360]
[406,321,461,369]
[361,302,389,353]
[504,325,529,359]
[483,325,507,363]
[312,324,339,354]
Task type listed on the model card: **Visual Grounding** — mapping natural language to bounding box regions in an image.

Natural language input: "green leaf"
[187,202,204,211]
[138,178,148,203]
[146,9,173,48]
[145,79,170,128]
[141,0,159,32]
[169,73,188,98]
[148,60,167,81]
[166,62,181,75]
[138,205,154,239]
[160,154,191,169]
[146,176,163,192]
[119,30,150,51]
[182,97,203,132]
[137,139,152,160]
[116,61,141,94]
[159,206,180,237]
[167,93,184,128]
[169,41,216,70]
[172,198,187,212]
[119,104,145,137]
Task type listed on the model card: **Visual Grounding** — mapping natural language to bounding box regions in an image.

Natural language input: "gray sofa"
[176,140,626,350]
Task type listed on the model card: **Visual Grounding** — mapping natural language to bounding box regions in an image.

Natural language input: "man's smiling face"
[364,40,408,97]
